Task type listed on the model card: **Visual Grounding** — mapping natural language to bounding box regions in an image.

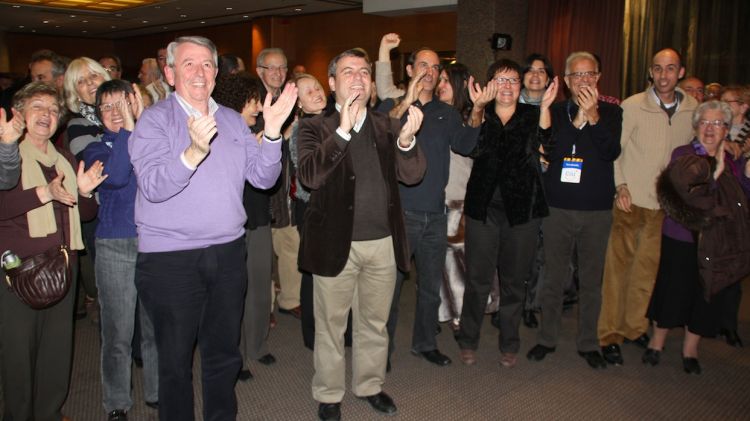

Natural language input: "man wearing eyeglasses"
[99,55,122,80]
[255,47,303,320]
[526,51,621,370]
[597,48,697,366]
[379,42,482,370]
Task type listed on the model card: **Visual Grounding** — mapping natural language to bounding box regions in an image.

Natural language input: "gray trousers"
[0,258,77,421]
[538,208,612,351]
[96,237,159,412]
[241,225,273,361]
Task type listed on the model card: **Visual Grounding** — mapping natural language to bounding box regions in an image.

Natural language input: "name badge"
[561,157,583,183]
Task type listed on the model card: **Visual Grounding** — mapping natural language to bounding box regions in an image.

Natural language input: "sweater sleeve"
[614,102,634,187]
[587,103,622,161]
[375,61,405,100]
[0,141,20,190]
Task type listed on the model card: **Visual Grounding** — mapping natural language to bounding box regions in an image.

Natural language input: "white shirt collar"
[173,92,219,117]
[335,102,367,133]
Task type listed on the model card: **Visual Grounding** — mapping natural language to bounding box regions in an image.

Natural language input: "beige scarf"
[19,139,84,250]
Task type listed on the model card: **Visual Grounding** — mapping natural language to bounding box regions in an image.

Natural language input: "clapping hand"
[468,76,498,109]
[713,141,725,180]
[0,108,25,144]
[398,105,423,147]
[263,82,298,139]
[540,77,559,110]
[339,91,362,135]
[77,160,107,198]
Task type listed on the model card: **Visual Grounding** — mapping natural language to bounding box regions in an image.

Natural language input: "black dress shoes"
[578,351,607,369]
[238,369,253,381]
[413,349,452,366]
[720,329,743,348]
[318,402,341,421]
[526,344,555,361]
[108,410,127,421]
[682,356,702,375]
[258,353,276,365]
[360,391,397,416]
[641,348,661,366]
[523,310,539,328]
[625,333,650,349]
[601,344,624,365]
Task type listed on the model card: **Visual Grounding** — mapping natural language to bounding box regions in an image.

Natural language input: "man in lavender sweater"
[128,36,297,421]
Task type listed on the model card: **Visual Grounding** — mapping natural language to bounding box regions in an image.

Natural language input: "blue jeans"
[388,210,448,354]
[96,237,158,412]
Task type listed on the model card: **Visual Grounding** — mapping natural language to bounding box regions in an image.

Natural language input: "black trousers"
[136,237,246,421]
[457,214,541,353]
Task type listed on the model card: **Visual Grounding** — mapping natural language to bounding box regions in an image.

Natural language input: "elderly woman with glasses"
[644,100,750,375]
[0,81,105,421]
[454,59,558,367]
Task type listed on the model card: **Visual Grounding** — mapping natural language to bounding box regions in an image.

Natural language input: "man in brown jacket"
[296,48,425,421]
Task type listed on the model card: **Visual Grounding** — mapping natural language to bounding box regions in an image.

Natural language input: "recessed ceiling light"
[111,25,116,29]
[200,21,205,24]
[242,15,248,18]
[82,30,87,33]
[31,29,36,33]
[142,20,148,23]
[163,26,168,29]
[180,14,187,18]
[225,7,232,10]
[115,13,121,17]
[43,20,49,24]
[12,5,20,8]
[55,25,60,28]
[294,8,302,11]
[18,25,24,28]
[70,15,76,18]
[154,5,160,8]
[175,6,181,10]
[82,20,88,23]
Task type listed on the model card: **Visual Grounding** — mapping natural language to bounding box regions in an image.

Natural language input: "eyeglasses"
[566,71,600,80]
[99,99,131,113]
[76,72,103,86]
[697,119,727,128]
[103,66,120,73]
[493,77,521,85]
[258,65,288,73]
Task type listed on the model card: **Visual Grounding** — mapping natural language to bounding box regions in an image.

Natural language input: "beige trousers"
[312,236,396,403]
[598,204,664,345]
[272,225,301,310]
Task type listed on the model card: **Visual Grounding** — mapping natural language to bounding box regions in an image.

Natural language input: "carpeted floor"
[7,278,750,420]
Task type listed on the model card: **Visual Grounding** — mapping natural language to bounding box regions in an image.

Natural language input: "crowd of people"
[0,32,748,421]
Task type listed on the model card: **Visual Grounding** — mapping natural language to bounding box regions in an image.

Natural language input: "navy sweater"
[83,128,138,239]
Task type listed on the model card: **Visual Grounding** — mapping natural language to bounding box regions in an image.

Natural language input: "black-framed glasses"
[566,71,600,80]
[258,65,287,73]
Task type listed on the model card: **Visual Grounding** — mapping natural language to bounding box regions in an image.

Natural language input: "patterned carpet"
[5,279,750,420]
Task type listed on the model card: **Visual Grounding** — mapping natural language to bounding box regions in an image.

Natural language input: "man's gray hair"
[327,49,370,78]
[30,49,67,79]
[692,100,732,129]
[166,36,218,68]
[257,48,287,67]
[564,51,598,75]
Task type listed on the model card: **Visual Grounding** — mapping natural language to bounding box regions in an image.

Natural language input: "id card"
[561,157,583,183]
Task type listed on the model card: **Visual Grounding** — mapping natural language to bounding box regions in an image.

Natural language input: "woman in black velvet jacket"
[455,59,557,368]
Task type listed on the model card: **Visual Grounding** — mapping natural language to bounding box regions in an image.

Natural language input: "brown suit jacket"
[296,108,426,277]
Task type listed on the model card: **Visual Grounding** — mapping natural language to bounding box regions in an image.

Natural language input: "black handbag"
[4,206,72,310]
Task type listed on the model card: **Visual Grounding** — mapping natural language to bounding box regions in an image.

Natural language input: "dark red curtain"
[525,0,625,100]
